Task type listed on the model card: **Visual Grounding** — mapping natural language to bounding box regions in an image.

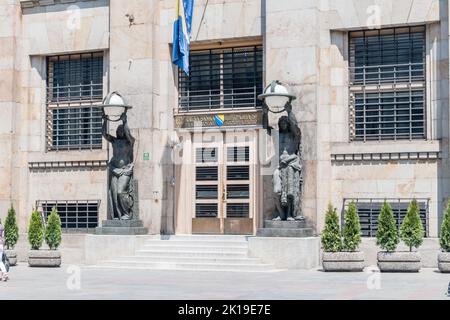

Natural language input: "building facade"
[0,0,448,240]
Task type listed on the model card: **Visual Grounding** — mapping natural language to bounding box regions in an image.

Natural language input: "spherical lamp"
[101,91,132,122]
[258,80,296,112]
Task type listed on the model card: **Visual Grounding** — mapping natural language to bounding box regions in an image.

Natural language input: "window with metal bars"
[178,45,263,111]
[46,52,104,151]
[348,26,426,141]
[343,198,429,238]
[37,200,100,232]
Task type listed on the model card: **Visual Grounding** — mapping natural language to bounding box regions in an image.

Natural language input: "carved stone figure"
[272,103,303,221]
[102,112,136,220]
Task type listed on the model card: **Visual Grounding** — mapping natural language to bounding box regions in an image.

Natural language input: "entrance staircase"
[92,235,279,272]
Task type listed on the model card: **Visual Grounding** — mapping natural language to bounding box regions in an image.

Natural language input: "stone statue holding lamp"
[101,91,135,221]
[94,92,148,235]
[259,81,304,221]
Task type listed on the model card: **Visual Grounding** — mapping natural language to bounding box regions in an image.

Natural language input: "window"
[343,198,429,237]
[46,52,104,150]
[37,200,100,231]
[349,26,426,141]
[178,45,263,111]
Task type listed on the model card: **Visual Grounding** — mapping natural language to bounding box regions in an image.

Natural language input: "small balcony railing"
[178,86,262,112]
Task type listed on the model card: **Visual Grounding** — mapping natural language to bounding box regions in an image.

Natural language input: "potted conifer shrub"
[28,208,61,267]
[322,202,364,271]
[43,207,62,267]
[4,205,19,266]
[438,201,450,273]
[377,200,422,272]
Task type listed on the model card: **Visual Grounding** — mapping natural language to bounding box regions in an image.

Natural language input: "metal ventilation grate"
[343,198,429,238]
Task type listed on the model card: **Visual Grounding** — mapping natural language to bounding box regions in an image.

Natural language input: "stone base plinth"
[248,237,320,269]
[256,220,314,237]
[95,220,148,235]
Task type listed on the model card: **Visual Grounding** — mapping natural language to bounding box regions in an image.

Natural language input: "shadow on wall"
[160,144,175,235]
[437,0,450,237]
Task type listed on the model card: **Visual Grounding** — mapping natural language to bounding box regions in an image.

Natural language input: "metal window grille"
[196,167,218,181]
[46,52,104,151]
[178,45,263,111]
[226,203,249,218]
[196,203,218,218]
[343,198,429,238]
[227,165,250,180]
[227,146,250,162]
[196,147,218,163]
[353,90,425,140]
[36,200,100,232]
[196,185,218,199]
[349,26,426,141]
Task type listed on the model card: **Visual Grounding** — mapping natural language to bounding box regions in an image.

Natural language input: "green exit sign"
[143,152,150,161]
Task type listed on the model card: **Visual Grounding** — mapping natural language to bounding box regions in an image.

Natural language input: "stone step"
[263,220,307,229]
[137,250,248,258]
[256,228,314,237]
[144,240,248,247]
[163,235,249,241]
[142,245,249,253]
[96,260,276,272]
[112,255,263,264]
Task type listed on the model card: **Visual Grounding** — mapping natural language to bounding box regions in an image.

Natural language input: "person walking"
[0,221,9,281]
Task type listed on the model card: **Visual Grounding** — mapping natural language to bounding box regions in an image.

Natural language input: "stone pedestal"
[95,220,148,235]
[256,220,315,237]
[248,237,320,269]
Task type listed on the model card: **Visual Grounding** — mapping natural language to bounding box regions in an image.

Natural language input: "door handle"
[222,189,227,201]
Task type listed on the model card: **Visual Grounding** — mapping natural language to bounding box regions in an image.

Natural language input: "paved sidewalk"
[0,264,449,300]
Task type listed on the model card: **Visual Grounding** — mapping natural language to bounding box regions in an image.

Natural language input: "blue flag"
[172,0,194,75]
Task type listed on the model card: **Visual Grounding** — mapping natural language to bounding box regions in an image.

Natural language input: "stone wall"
[2,0,450,238]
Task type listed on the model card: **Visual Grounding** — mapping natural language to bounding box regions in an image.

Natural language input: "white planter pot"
[322,251,365,272]
[5,250,17,266]
[377,251,421,272]
[28,250,61,267]
[438,252,450,273]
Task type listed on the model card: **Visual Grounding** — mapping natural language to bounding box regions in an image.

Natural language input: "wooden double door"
[192,131,256,234]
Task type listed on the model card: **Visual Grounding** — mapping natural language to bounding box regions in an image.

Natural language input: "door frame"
[191,129,257,234]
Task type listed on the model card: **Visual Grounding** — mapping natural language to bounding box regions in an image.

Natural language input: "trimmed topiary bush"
[376,201,399,252]
[5,205,19,250]
[45,207,62,250]
[28,209,44,250]
[321,204,342,252]
[400,199,424,252]
[441,201,450,252]
[342,201,362,252]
